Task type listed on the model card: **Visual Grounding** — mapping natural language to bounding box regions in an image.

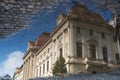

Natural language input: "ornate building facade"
[14,3,120,80]
[13,65,23,80]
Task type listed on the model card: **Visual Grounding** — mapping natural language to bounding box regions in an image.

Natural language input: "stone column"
[67,23,76,74]
[82,31,85,57]
[63,31,65,58]
[25,61,27,80]
[63,29,68,59]
[56,38,59,58]
[24,61,27,80]
[27,59,29,79]
[108,37,111,62]
[23,62,26,80]
[69,25,76,57]
[25,60,27,79]
[29,57,31,78]
[28,57,30,78]
[35,56,37,77]
[33,55,36,77]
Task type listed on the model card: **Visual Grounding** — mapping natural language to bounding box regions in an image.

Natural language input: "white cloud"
[0,51,24,77]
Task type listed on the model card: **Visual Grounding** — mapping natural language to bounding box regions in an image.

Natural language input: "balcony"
[66,56,107,65]
[86,57,106,65]
[66,56,87,64]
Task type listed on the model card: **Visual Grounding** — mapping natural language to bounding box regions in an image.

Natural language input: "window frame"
[102,32,105,39]
[43,64,45,74]
[89,44,96,59]
[102,47,108,62]
[76,42,82,57]
[115,53,120,61]
[47,60,49,72]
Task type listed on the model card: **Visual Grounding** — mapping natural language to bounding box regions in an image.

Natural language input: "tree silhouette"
[52,54,67,76]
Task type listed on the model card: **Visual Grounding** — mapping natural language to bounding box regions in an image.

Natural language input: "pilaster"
[69,25,76,57]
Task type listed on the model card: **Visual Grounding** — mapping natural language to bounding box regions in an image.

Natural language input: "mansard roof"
[23,32,50,59]
[68,3,108,27]
[35,32,50,47]
[28,32,50,47]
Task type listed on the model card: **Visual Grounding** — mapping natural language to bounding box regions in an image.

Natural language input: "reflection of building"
[22,32,50,79]
[13,65,23,80]
[15,3,120,80]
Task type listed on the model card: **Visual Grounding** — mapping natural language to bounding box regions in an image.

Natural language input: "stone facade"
[16,3,120,80]
[13,65,23,80]
[22,32,50,80]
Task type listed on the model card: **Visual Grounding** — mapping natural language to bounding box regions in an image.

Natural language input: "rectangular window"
[60,48,63,56]
[89,45,96,58]
[77,27,80,33]
[102,32,105,39]
[44,52,46,56]
[89,30,93,36]
[43,64,45,74]
[36,69,38,77]
[39,66,41,76]
[76,42,82,57]
[102,47,108,62]
[115,53,119,61]
[47,61,49,72]
[48,48,49,53]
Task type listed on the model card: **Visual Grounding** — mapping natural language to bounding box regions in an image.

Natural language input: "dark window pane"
[43,64,45,74]
[77,27,80,33]
[39,66,41,76]
[90,30,93,36]
[89,45,96,58]
[102,32,105,38]
[102,47,108,62]
[60,48,62,56]
[76,42,82,57]
[115,53,119,61]
[47,61,49,72]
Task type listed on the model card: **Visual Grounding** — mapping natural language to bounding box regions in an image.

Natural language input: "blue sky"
[0,1,112,77]
[0,1,74,77]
